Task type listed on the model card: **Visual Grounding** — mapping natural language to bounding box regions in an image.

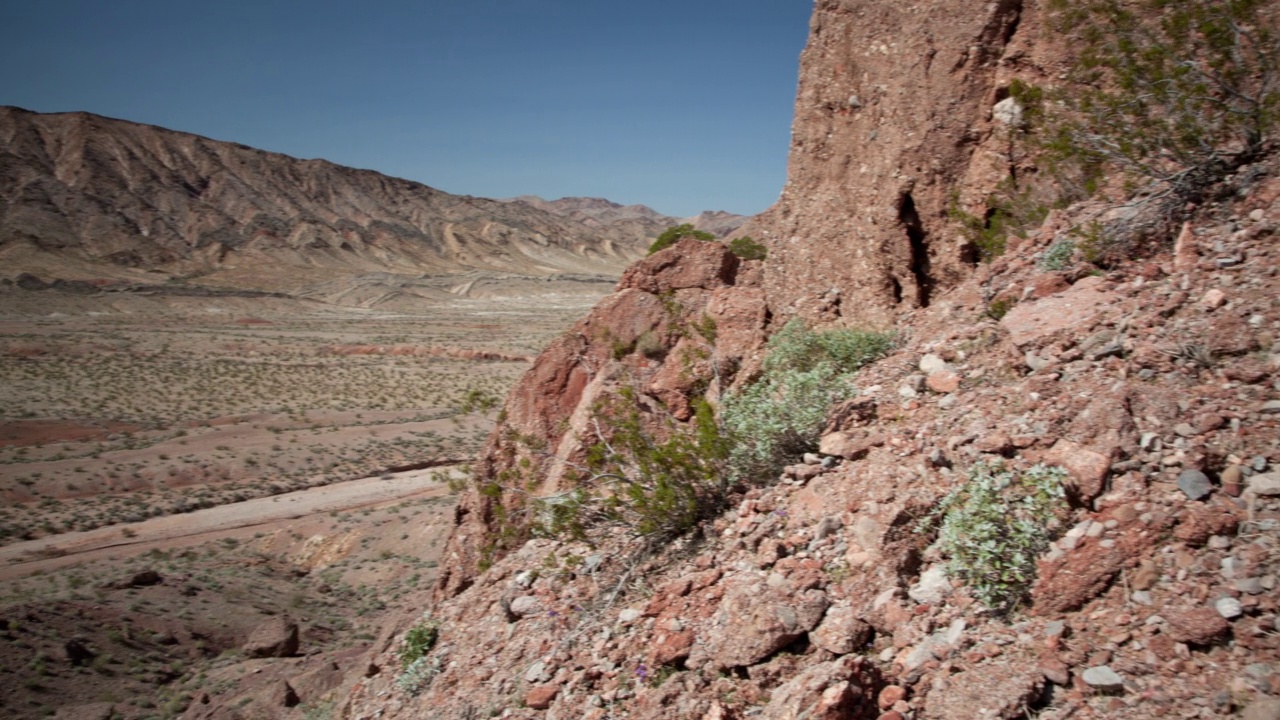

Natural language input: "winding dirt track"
[0,466,459,581]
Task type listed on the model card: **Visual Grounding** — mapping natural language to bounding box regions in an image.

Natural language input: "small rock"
[1216,597,1244,620]
[510,595,542,618]
[1025,352,1051,371]
[526,684,560,710]
[1246,472,1280,497]
[1201,288,1227,310]
[926,370,961,393]
[1039,658,1070,686]
[618,608,642,623]
[1222,465,1244,496]
[1176,469,1213,500]
[919,353,949,374]
[1173,423,1197,437]
[908,566,953,605]
[1165,607,1231,644]
[1082,665,1126,693]
[524,660,549,684]
[1241,698,1280,720]
[1259,400,1280,415]
[1174,222,1199,272]
[878,685,907,709]
[1236,577,1265,594]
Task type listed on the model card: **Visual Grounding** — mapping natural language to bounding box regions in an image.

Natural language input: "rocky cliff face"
[0,107,658,287]
[758,0,1065,328]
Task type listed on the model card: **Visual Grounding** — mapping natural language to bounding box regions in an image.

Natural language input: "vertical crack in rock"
[898,192,932,307]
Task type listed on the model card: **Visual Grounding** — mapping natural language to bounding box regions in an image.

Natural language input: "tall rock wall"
[759,0,1062,328]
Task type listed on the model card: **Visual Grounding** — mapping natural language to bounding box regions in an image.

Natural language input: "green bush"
[720,320,893,482]
[1038,239,1076,270]
[759,319,894,376]
[1046,0,1278,194]
[727,236,767,261]
[536,393,728,543]
[396,616,442,695]
[918,462,1067,612]
[399,617,439,668]
[648,224,715,255]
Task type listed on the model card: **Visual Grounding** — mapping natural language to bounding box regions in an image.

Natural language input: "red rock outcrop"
[435,238,767,599]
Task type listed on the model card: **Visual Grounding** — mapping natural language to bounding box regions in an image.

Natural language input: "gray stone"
[1242,698,1280,720]
[1236,577,1265,595]
[509,595,542,618]
[1177,469,1213,500]
[1081,665,1125,692]
[1025,352,1051,371]
[814,515,842,540]
[1174,423,1197,437]
[1216,596,1244,620]
[524,660,549,684]
[617,608,642,623]
[1260,400,1280,415]
[1246,472,1280,497]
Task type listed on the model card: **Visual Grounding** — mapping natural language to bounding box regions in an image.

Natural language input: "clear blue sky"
[0,1,811,217]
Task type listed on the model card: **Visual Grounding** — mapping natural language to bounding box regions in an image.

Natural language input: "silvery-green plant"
[920,462,1067,612]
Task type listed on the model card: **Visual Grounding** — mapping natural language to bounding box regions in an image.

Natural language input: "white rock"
[618,608,642,623]
[919,353,949,374]
[1216,597,1244,619]
[993,96,1025,127]
[908,566,953,605]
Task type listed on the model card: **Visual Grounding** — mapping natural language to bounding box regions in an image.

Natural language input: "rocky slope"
[0,107,728,303]
[341,157,1280,720]
[335,1,1280,719]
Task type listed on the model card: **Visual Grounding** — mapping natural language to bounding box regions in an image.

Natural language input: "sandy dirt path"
[0,466,461,581]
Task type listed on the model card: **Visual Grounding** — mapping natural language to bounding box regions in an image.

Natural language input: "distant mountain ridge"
[503,195,746,243]
[0,106,741,301]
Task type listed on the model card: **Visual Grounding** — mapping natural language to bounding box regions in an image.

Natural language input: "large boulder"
[242,616,299,658]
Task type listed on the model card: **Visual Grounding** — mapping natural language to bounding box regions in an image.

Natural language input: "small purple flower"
[773,509,788,517]
[547,610,559,617]
[635,663,648,680]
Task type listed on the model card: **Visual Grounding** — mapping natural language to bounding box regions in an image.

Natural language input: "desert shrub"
[1038,238,1077,270]
[918,462,1067,612]
[727,236,768,261]
[399,617,439,668]
[1045,0,1278,194]
[634,331,666,360]
[996,0,1280,263]
[537,392,728,543]
[947,181,1056,263]
[759,319,894,376]
[986,297,1016,320]
[648,224,715,255]
[720,320,893,482]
